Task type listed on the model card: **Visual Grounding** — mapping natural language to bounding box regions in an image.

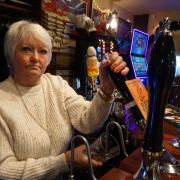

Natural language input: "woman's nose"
[31,51,39,63]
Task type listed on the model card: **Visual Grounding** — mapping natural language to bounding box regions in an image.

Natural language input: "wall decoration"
[55,0,87,16]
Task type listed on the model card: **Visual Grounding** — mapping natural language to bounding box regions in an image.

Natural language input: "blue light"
[175,56,180,77]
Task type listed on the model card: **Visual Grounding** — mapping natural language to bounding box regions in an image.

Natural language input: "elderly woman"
[0,20,128,180]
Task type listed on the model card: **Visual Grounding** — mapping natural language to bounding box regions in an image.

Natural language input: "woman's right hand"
[65,145,103,168]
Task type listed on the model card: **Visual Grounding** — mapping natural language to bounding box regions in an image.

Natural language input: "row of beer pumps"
[69,18,180,179]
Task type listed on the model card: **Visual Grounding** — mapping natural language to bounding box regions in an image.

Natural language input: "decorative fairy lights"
[93,0,111,14]
[98,38,115,58]
[110,41,114,53]
[93,0,103,12]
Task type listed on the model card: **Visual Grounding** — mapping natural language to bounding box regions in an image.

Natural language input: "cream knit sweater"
[0,73,113,180]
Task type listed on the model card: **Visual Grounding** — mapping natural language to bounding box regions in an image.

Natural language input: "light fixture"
[106,11,118,33]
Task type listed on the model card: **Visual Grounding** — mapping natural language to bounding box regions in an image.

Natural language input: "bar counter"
[100,121,180,180]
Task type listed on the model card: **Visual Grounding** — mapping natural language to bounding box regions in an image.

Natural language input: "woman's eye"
[39,49,48,55]
[21,47,32,53]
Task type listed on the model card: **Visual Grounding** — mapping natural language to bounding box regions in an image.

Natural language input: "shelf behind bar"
[0,2,36,13]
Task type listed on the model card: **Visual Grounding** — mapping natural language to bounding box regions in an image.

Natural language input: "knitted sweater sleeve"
[61,78,113,134]
[0,117,68,180]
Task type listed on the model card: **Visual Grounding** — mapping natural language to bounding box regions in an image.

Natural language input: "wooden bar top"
[117,134,180,174]
[100,121,180,179]
[100,167,133,180]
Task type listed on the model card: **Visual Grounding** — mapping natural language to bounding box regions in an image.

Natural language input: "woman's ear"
[7,63,14,75]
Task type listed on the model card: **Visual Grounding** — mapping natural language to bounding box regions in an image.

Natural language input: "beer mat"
[165,107,174,114]
[164,111,180,116]
[164,115,180,127]
[164,116,180,121]
[164,105,180,127]
[164,116,175,120]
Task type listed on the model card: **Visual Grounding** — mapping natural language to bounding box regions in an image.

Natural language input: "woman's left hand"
[99,52,129,96]
[65,145,103,168]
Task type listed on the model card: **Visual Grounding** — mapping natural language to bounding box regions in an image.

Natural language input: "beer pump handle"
[143,18,176,152]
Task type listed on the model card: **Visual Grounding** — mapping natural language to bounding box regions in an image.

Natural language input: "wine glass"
[89,132,120,162]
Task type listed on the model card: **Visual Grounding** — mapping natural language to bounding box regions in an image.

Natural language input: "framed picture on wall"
[54,0,87,15]
[92,8,110,34]
[117,17,132,39]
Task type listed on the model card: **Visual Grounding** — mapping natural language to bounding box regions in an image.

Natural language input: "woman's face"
[12,36,50,86]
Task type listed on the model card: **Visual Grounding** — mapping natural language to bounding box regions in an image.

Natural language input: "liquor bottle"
[106,66,146,130]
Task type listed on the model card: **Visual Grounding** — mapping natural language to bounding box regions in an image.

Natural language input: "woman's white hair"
[4,20,52,66]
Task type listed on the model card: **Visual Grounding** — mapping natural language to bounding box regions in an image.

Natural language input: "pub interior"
[0,0,179,179]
